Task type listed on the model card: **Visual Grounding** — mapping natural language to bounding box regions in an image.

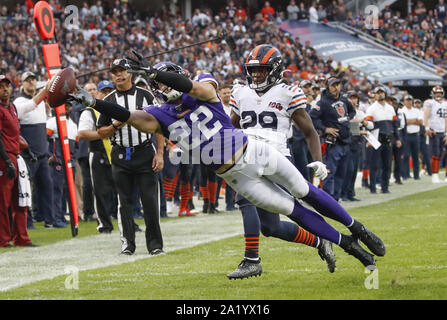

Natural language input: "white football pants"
[218,137,309,215]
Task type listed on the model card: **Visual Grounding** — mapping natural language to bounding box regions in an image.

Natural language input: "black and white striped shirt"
[97,85,154,148]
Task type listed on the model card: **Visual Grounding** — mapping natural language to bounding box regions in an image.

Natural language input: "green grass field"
[1,186,446,300]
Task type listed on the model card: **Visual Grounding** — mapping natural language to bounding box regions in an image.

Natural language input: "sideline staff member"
[97,59,165,255]
[0,75,33,247]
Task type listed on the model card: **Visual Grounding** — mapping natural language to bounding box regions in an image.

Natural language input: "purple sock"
[302,182,354,227]
[288,200,341,244]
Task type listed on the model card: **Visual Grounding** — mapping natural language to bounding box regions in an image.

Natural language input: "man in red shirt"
[260,1,275,21]
[0,75,34,247]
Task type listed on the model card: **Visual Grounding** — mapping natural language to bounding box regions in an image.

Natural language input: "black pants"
[290,138,311,182]
[111,145,162,253]
[403,133,420,179]
[78,157,94,217]
[90,151,115,232]
[369,142,392,193]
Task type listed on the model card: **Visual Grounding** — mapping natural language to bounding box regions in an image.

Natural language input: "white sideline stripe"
[0,214,243,292]
[0,175,444,292]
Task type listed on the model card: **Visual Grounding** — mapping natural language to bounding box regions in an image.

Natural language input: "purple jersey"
[144,77,247,171]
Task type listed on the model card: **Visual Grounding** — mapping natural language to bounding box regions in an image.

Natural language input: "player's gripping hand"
[67,85,95,108]
[5,158,17,179]
[126,50,157,79]
[307,161,328,180]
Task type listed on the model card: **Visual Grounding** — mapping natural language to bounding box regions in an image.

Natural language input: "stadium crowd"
[0,0,446,250]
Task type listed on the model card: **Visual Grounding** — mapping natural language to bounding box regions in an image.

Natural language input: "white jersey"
[423,98,447,133]
[230,83,307,156]
[46,117,79,141]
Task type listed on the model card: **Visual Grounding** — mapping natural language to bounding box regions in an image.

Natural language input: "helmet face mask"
[245,44,284,91]
[151,62,187,103]
[432,86,444,101]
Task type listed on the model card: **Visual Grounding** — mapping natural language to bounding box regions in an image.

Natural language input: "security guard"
[97,59,165,255]
[310,77,356,201]
[364,87,402,194]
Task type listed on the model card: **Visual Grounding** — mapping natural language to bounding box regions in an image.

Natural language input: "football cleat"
[227,258,262,280]
[178,209,196,217]
[351,221,386,256]
[318,239,336,273]
[208,203,219,214]
[342,235,376,268]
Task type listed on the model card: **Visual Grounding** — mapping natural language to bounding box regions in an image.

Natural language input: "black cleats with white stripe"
[227,258,262,280]
[341,235,376,268]
[350,221,386,257]
[318,239,336,273]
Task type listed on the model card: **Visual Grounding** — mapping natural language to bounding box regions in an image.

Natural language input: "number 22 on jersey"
[168,105,223,150]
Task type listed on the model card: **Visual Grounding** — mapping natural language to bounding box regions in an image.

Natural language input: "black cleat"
[120,248,134,255]
[351,221,386,256]
[318,239,336,273]
[149,248,165,256]
[342,235,376,268]
[202,199,209,213]
[208,203,220,214]
[227,258,262,279]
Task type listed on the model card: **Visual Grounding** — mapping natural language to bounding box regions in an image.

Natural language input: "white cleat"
[432,173,441,184]
[166,200,173,214]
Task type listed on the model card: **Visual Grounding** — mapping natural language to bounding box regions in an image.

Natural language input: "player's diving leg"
[220,138,376,267]
[253,138,385,257]
[227,194,335,279]
[257,206,336,273]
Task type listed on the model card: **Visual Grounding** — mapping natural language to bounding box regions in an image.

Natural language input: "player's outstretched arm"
[126,51,219,103]
[68,87,161,134]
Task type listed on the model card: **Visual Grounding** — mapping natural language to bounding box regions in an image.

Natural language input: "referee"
[97,59,165,255]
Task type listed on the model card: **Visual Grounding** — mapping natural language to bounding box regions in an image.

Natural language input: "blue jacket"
[309,90,356,145]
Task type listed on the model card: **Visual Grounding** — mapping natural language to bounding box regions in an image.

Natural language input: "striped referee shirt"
[97,85,154,147]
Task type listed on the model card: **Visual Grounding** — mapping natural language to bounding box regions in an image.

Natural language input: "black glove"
[67,85,96,108]
[5,158,16,179]
[22,148,37,163]
[125,50,157,79]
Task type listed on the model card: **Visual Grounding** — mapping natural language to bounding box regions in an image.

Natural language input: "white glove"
[307,161,328,180]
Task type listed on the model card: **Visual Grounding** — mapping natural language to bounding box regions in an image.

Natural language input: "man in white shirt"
[364,87,402,194]
[402,95,423,180]
[309,2,319,23]
[47,102,78,227]
[13,72,60,229]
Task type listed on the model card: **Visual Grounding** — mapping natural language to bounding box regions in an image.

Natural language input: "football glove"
[126,50,157,79]
[67,85,96,108]
[307,161,328,180]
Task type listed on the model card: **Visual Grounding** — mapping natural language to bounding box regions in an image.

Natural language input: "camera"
[325,134,337,145]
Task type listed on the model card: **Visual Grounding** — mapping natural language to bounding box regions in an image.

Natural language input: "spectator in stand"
[225,0,237,20]
[318,4,327,22]
[309,2,319,23]
[298,2,309,21]
[436,0,447,20]
[260,1,275,21]
[414,0,427,22]
[235,5,247,21]
[287,0,299,21]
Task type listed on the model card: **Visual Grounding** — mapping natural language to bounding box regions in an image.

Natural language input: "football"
[47,67,76,108]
